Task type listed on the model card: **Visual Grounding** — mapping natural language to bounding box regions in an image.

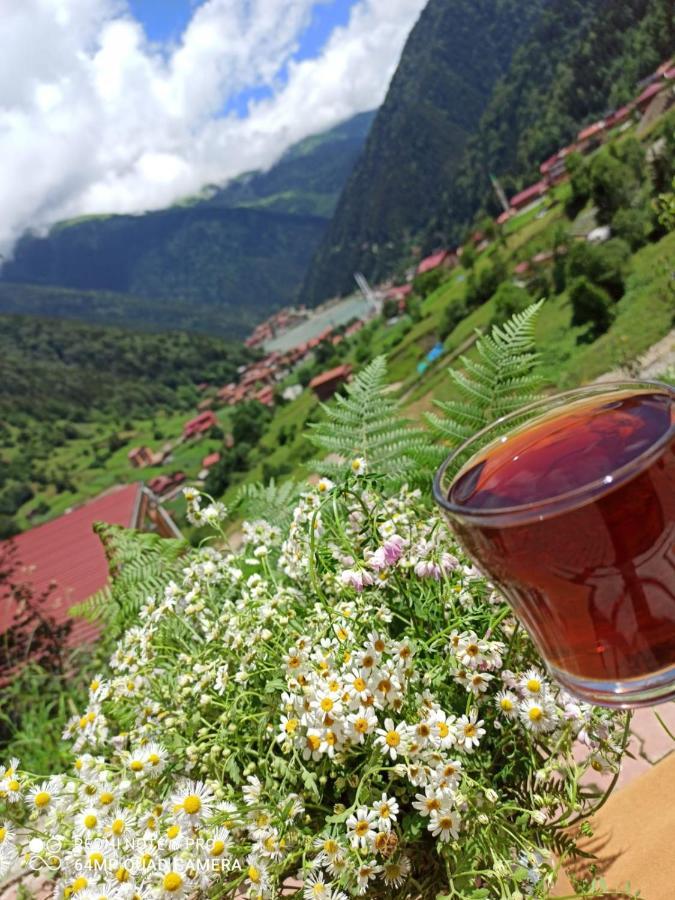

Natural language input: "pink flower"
[369,535,405,570]
[340,568,374,591]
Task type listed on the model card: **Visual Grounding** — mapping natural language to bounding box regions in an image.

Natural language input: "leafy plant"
[426,300,544,454]
[307,356,430,485]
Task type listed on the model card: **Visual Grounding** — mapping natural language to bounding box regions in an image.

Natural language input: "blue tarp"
[426,343,444,362]
[417,361,428,374]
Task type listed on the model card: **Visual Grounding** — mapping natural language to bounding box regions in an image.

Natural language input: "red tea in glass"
[433,381,675,707]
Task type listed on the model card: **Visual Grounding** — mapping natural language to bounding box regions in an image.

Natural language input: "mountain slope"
[301,0,674,304]
[299,0,548,305]
[439,0,675,236]
[0,112,375,336]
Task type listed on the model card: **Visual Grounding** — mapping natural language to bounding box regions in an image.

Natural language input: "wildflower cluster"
[1,471,629,899]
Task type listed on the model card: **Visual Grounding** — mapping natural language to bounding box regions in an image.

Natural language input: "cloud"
[0,0,425,255]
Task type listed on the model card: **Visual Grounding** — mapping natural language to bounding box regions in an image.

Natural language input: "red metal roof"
[0,484,142,645]
[202,452,221,469]
[577,120,605,142]
[309,364,352,389]
[636,81,665,105]
[509,180,547,210]
[416,251,448,275]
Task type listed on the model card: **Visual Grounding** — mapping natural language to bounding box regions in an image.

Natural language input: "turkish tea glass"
[433,380,675,708]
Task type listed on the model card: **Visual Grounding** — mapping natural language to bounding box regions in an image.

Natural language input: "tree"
[491,283,531,327]
[569,277,615,339]
[565,152,590,217]
[460,244,477,270]
[439,299,467,340]
[413,267,446,299]
[589,152,634,224]
[611,207,649,251]
[231,401,272,446]
[566,238,630,300]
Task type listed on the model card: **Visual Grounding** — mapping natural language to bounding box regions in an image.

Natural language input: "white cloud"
[0,0,425,255]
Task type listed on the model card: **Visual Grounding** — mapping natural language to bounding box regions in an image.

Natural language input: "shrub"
[439,298,467,339]
[491,282,531,327]
[569,276,615,338]
[412,267,446,299]
[611,207,649,251]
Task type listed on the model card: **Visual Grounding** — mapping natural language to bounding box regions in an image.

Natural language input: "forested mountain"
[0,113,375,336]
[0,315,252,425]
[432,0,675,241]
[299,0,548,304]
[301,0,675,305]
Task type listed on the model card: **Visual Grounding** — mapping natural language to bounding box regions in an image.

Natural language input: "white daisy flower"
[429,808,461,842]
[455,711,485,752]
[350,457,367,476]
[495,690,519,718]
[171,779,214,822]
[303,870,333,899]
[520,698,557,733]
[346,707,378,744]
[374,718,408,760]
[381,855,410,888]
[74,808,102,839]
[316,477,335,494]
[519,668,547,697]
[242,775,262,806]
[355,860,381,895]
[372,793,399,832]
[346,807,377,849]
[143,742,168,775]
[27,779,59,814]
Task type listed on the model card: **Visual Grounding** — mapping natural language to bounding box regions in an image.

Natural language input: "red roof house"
[147,472,186,497]
[577,120,606,144]
[128,446,154,469]
[0,484,181,647]
[636,81,665,110]
[509,181,548,211]
[416,250,449,276]
[202,452,221,469]
[309,364,353,401]
[183,410,217,439]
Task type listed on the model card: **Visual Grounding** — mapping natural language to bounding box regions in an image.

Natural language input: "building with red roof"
[147,472,186,497]
[416,250,450,276]
[0,484,181,647]
[386,284,413,302]
[127,446,154,469]
[509,181,548,212]
[636,80,665,110]
[183,410,217,439]
[309,364,353,401]
[202,452,221,469]
[577,120,606,147]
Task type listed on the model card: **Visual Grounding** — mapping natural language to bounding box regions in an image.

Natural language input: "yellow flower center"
[90,680,100,692]
[528,707,543,722]
[385,730,400,747]
[166,825,181,840]
[417,723,430,738]
[466,644,479,657]
[141,854,153,868]
[284,718,298,733]
[355,821,370,837]
[464,724,477,738]
[85,784,97,795]
[99,791,114,805]
[427,799,441,812]
[439,816,453,830]
[89,852,104,867]
[500,698,514,711]
[320,697,334,713]
[247,866,261,884]
[0,828,6,842]
[130,760,144,772]
[288,656,300,669]
[111,819,125,836]
[527,679,541,693]
[307,735,321,751]
[162,872,183,892]
[354,718,369,733]
[147,754,160,766]
[34,791,51,808]
[72,877,88,893]
[211,840,226,857]
[379,804,390,818]
[324,839,338,854]
[116,867,130,883]
[8,780,20,792]
[361,654,374,669]
[83,814,97,829]
[374,639,385,653]
[353,677,366,692]
[182,795,201,815]
[437,722,449,738]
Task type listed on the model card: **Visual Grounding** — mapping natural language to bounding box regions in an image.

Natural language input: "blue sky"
[128,0,358,116]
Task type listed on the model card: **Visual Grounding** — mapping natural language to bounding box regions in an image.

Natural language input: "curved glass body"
[433,381,675,708]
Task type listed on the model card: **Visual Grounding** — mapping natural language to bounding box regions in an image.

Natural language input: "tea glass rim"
[432,379,674,523]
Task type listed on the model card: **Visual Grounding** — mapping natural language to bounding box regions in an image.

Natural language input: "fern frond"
[236,478,302,529]
[425,300,545,451]
[307,356,431,486]
[70,524,188,636]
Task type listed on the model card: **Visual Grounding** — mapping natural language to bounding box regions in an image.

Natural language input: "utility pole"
[489,173,510,214]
